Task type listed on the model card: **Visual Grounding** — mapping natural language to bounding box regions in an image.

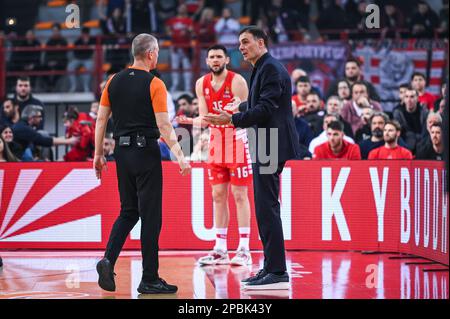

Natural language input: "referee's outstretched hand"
[93,154,108,180]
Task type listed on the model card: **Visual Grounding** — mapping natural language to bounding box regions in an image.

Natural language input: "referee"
[94,33,191,294]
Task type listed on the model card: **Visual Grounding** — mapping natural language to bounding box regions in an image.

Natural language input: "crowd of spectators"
[0,1,447,162]
[3,0,448,93]
[290,58,446,161]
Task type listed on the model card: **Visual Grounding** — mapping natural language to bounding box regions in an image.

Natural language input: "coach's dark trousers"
[252,161,287,273]
[105,139,162,283]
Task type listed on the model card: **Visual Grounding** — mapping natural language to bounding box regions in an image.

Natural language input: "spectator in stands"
[127,0,160,34]
[190,129,209,162]
[326,58,380,101]
[380,3,406,39]
[325,96,353,138]
[411,72,437,111]
[201,0,225,17]
[98,0,125,19]
[88,102,99,126]
[309,113,354,155]
[292,103,313,153]
[341,81,382,136]
[337,79,351,103]
[368,120,413,160]
[105,7,127,34]
[9,30,41,86]
[63,108,95,162]
[214,8,241,45]
[437,0,449,37]
[215,7,241,68]
[1,99,20,126]
[434,82,447,113]
[166,4,194,92]
[12,105,78,161]
[266,0,309,43]
[0,124,23,160]
[103,20,131,73]
[416,123,444,160]
[393,86,428,152]
[242,0,271,25]
[175,94,196,153]
[0,136,19,162]
[313,120,361,160]
[43,23,68,91]
[13,77,44,114]
[346,1,371,37]
[104,134,115,161]
[195,7,216,43]
[157,0,178,25]
[354,107,374,143]
[292,76,311,117]
[358,111,408,159]
[290,68,323,98]
[359,112,389,160]
[176,94,195,117]
[68,27,96,92]
[409,1,439,38]
[416,111,442,157]
[303,92,325,137]
[316,0,351,39]
[425,111,443,136]
[393,83,410,113]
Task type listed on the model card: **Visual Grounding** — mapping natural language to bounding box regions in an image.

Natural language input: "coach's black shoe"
[137,278,178,294]
[96,258,116,292]
[242,272,290,290]
[240,268,267,287]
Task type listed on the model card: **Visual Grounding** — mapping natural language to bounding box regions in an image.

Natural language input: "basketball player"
[177,44,253,266]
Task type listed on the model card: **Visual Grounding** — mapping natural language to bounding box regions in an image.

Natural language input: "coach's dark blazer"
[232,52,301,163]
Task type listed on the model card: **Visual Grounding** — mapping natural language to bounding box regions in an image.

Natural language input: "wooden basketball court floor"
[0,250,448,299]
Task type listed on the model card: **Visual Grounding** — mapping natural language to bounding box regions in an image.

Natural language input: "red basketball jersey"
[202,71,251,168]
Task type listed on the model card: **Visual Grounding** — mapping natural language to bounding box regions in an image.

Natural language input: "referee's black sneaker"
[96,258,116,292]
[242,272,290,290]
[137,278,178,294]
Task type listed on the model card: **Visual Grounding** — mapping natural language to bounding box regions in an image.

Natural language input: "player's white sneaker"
[230,248,252,266]
[197,250,230,266]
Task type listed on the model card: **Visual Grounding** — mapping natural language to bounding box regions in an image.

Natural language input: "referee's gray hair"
[131,33,158,58]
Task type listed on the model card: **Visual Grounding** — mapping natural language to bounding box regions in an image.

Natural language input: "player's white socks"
[214,228,228,252]
[238,227,250,251]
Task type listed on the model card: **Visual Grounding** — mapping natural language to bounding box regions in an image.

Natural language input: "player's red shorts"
[207,126,253,186]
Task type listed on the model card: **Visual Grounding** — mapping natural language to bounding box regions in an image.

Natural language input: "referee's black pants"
[252,161,287,273]
[105,139,162,283]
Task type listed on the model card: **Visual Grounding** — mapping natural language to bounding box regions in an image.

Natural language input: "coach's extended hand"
[203,109,233,126]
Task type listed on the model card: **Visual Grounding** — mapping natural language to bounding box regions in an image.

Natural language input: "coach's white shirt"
[308,131,355,154]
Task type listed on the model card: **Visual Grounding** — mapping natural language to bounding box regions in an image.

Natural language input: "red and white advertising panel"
[0,161,448,265]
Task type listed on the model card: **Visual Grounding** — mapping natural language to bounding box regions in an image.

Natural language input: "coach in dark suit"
[204,26,301,290]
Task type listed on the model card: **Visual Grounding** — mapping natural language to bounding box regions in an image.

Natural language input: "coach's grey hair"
[131,33,158,59]
[21,104,43,121]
